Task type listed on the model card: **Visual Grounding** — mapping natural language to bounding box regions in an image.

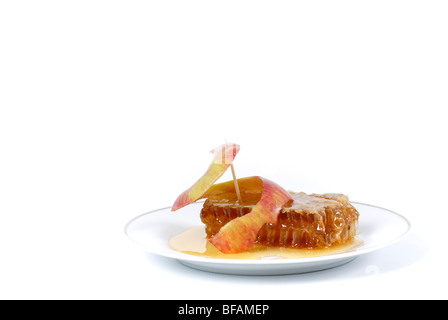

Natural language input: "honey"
[200,192,359,249]
[169,226,362,260]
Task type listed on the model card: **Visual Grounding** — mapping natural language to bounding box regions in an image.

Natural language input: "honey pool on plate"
[169,226,362,260]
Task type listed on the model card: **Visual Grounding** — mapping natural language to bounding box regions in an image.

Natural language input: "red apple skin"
[209,177,293,253]
[171,143,239,211]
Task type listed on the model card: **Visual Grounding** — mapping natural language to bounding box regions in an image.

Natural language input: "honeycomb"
[200,191,359,249]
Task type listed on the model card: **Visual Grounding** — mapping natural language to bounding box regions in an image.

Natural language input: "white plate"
[125,202,410,275]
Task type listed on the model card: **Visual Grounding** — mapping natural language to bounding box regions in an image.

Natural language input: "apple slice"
[171,143,240,211]
[208,176,293,253]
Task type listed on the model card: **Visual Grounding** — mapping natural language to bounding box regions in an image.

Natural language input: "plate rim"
[124,201,411,265]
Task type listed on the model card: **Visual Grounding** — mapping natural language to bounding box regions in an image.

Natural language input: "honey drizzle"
[169,226,362,260]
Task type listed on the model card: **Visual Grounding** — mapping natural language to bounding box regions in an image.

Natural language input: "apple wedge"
[171,143,240,211]
[171,144,292,253]
[207,176,293,253]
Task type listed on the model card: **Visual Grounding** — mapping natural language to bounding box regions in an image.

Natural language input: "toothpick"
[230,164,243,204]
[225,139,243,204]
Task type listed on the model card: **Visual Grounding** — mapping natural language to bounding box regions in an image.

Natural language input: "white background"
[1,1,447,299]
